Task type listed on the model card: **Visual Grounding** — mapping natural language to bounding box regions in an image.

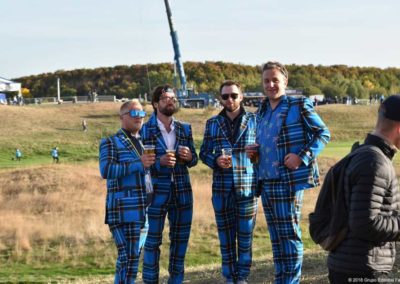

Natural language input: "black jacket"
[328,134,400,273]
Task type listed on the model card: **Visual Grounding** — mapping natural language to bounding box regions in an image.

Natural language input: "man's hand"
[245,143,259,160]
[284,153,302,170]
[160,152,176,168]
[178,146,192,162]
[217,155,232,169]
[141,153,156,168]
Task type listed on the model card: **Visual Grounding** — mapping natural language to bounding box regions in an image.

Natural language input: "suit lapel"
[148,114,168,150]
[234,113,249,145]
[174,121,183,150]
[117,130,141,158]
[277,96,289,135]
[216,115,232,147]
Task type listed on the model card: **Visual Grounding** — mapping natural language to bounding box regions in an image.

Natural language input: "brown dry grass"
[0,157,336,260]
[0,164,109,262]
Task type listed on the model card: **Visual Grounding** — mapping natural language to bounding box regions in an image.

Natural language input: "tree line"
[15,62,400,100]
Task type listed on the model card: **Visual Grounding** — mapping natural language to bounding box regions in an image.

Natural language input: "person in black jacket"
[328,95,400,283]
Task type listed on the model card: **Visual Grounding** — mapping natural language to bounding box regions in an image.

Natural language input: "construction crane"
[163,0,187,98]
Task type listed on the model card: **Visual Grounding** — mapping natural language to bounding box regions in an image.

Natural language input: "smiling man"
[248,61,330,284]
[200,80,258,284]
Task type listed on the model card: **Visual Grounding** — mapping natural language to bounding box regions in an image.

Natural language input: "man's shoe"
[236,280,248,284]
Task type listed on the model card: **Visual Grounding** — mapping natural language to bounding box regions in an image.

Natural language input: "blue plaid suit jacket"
[200,111,258,197]
[99,129,147,224]
[140,113,198,205]
[256,95,330,191]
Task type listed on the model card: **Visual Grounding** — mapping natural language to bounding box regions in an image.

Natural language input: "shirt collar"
[157,118,175,132]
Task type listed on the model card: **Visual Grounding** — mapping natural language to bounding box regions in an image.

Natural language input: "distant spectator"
[15,148,22,161]
[314,97,318,107]
[52,147,59,163]
[82,119,88,132]
[369,95,373,105]
[380,94,385,104]
[87,92,92,103]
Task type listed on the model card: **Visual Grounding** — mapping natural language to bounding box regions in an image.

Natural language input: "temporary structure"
[0,76,21,92]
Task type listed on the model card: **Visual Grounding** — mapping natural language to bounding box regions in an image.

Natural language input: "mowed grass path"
[1,102,399,282]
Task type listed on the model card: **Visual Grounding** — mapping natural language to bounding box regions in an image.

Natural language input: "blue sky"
[1,0,399,79]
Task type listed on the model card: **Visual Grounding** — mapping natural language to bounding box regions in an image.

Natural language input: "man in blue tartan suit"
[140,85,198,284]
[99,100,156,284]
[200,80,258,284]
[246,62,330,284]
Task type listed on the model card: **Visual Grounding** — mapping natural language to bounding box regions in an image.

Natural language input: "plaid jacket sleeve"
[199,117,219,169]
[297,97,330,166]
[99,137,144,179]
[180,122,198,168]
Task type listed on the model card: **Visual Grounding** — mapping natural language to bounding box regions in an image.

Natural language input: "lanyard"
[120,129,143,157]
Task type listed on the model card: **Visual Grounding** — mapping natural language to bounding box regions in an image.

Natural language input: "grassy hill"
[0,102,399,282]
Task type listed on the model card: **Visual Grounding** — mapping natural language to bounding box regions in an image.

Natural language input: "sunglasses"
[221,93,239,100]
[162,87,175,94]
[122,110,147,118]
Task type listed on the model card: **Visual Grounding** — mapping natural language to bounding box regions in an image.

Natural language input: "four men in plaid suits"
[140,85,198,284]
[99,70,330,282]
[99,99,156,283]
[247,62,330,283]
[200,80,258,284]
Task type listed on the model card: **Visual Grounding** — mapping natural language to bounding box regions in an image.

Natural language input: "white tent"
[0,76,21,92]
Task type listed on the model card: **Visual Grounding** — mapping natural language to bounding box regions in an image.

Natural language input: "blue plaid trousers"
[260,180,304,284]
[109,223,143,284]
[142,183,193,284]
[212,192,258,283]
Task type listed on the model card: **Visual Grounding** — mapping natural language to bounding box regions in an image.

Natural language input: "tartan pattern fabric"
[99,129,147,225]
[140,114,197,284]
[260,180,304,284]
[142,189,193,284]
[256,96,330,191]
[212,192,258,282]
[200,110,259,282]
[140,113,198,205]
[199,111,258,197]
[109,222,142,284]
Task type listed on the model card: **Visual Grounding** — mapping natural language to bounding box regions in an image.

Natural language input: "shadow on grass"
[137,251,329,284]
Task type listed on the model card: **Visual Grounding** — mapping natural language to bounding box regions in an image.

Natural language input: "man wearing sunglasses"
[140,84,198,284]
[200,80,258,284]
[99,99,156,283]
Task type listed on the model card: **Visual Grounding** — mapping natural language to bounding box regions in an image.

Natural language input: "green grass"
[322,141,400,166]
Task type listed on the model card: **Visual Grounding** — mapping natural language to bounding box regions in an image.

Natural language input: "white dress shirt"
[157,118,176,181]
[157,118,176,150]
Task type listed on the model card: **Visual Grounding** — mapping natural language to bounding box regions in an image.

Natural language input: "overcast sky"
[1,0,399,79]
